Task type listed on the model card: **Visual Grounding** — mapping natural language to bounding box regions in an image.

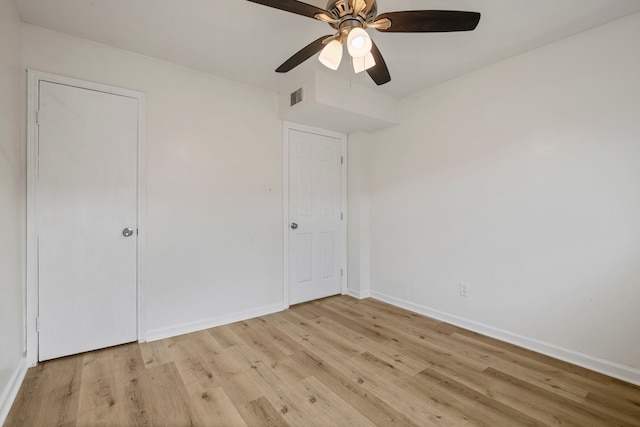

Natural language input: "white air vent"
[290,87,304,107]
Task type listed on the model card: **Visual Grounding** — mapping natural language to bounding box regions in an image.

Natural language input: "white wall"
[347,131,371,299]
[0,0,27,422]
[21,25,284,340]
[361,13,640,383]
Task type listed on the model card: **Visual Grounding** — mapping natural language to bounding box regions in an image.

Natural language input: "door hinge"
[341,212,344,220]
[36,110,41,125]
[36,316,40,332]
[341,156,343,165]
[341,268,344,277]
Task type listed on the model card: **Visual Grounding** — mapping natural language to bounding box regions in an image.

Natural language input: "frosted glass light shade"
[347,27,372,58]
[319,40,343,70]
[353,52,376,73]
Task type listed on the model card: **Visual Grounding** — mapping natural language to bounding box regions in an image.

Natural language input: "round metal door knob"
[290,223,298,230]
[122,227,134,237]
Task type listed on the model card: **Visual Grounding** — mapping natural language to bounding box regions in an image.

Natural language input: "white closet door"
[37,81,139,361]
[289,128,343,305]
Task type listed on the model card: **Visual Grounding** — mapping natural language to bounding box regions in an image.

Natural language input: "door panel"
[297,234,314,283]
[37,81,139,361]
[289,128,343,305]
[320,232,336,278]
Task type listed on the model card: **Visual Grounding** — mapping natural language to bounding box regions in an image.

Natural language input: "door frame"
[26,70,146,366]
[282,121,348,308]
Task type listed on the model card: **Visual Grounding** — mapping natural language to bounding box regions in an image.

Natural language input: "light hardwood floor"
[6,296,640,426]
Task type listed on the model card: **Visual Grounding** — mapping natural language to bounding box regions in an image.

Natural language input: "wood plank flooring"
[6,296,640,426]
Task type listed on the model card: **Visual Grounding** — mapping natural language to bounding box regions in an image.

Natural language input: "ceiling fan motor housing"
[326,0,377,25]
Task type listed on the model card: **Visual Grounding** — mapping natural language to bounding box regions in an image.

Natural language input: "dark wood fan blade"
[367,40,391,86]
[374,10,481,33]
[276,36,332,73]
[246,0,328,20]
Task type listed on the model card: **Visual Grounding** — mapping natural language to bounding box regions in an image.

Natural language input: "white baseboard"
[0,359,28,426]
[145,303,287,342]
[345,288,371,300]
[370,291,640,387]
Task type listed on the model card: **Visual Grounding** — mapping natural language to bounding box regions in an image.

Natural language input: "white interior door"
[289,127,344,305]
[37,80,139,361]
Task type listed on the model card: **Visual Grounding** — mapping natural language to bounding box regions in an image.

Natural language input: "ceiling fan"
[246,0,481,86]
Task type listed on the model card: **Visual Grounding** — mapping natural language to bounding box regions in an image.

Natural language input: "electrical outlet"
[460,282,470,297]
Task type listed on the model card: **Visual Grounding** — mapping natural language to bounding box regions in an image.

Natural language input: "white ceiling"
[14,0,640,99]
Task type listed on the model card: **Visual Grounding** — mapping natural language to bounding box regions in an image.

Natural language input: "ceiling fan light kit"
[347,27,372,58]
[319,40,343,70]
[353,52,376,73]
[247,0,481,86]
